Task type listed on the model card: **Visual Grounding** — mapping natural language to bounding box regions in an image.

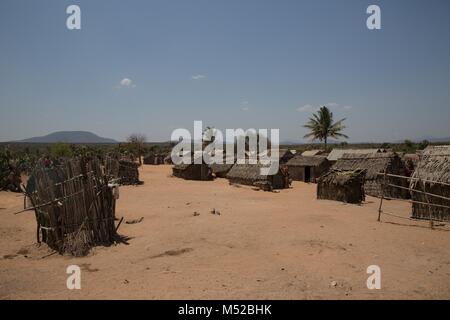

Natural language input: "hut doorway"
[304,166,311,182]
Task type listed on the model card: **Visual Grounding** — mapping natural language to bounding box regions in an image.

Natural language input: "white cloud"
[325,102,339,108]
[241,100,250,111]
[297,104,318,112]
[120,78,132,86]
[191,74,206,80]
[343,105,353,110]
[117,78,136,88]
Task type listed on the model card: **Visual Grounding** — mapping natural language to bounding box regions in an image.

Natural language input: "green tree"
[418,139,429,150]
[126,133,147,165]
[50,142,73,158]
[303,106,348,148]
[403,139,414,153]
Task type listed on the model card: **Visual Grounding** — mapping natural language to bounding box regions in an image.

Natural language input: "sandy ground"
[0,165,449,300]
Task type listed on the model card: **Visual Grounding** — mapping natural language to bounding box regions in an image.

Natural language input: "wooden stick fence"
[22,157,119,256]
[376,172,450,228]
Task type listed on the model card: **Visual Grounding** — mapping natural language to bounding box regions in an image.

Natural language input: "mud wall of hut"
[289,163,329,182]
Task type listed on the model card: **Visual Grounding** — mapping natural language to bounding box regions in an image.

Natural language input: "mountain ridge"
[15,131,118,143]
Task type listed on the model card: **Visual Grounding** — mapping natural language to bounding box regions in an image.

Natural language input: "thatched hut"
[143,153,165,165]
[118,160,142,185]
[226,163,289,190]
[172,163,213,180]
[257,149,295,165]
[327,148,385,164]
[410,146,450,221]
[278,149,295,164]
[208,153,236,178]
[332,152,409,198]
[210,163,234,178]
[286,155,330,182]
[317,169,366,204]
[172,154,213,181]
[103,154,141,185]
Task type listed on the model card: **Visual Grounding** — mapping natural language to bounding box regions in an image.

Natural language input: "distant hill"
[16,131,118,143]
[413,136,450,143]
[280,139,342,145]
[393,136,450,143]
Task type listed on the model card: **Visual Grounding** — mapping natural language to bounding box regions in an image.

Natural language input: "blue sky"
[0,0,449,142]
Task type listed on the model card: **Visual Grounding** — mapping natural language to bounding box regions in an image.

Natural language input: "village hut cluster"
[8,143,449,258]
[168,145,450,223]
[143,153,166,165]
[331,152,410,199]
[170,149,291,190]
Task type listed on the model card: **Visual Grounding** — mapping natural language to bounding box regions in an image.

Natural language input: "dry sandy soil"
[0,165,449,300]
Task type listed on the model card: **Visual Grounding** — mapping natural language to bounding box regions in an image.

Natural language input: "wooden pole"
[377,170,387,222]
[420,178,434,229]
[115,217,124,232]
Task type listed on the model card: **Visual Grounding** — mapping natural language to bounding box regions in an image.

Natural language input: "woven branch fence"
[25,157,118,256]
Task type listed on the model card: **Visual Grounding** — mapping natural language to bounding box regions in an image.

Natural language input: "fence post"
[377,170,387,222]
[420,178,434,229]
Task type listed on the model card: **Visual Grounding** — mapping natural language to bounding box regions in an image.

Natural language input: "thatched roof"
[411,146,450,183]
[226,163,274,181]
[319,169,366,186]
[210,163,234,174]
[301,149,325,156]
[402,153,420,165]
[286,155,328,167]
[332,152,400,180]
[257,149,293,160]
[327,148,384,162]
[279,149,293,158]
[172,152,204,168]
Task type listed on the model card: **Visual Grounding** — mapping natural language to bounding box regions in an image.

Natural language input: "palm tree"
[303,106,348,148]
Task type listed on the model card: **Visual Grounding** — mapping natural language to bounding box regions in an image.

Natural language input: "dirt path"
[1,165,449,299]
